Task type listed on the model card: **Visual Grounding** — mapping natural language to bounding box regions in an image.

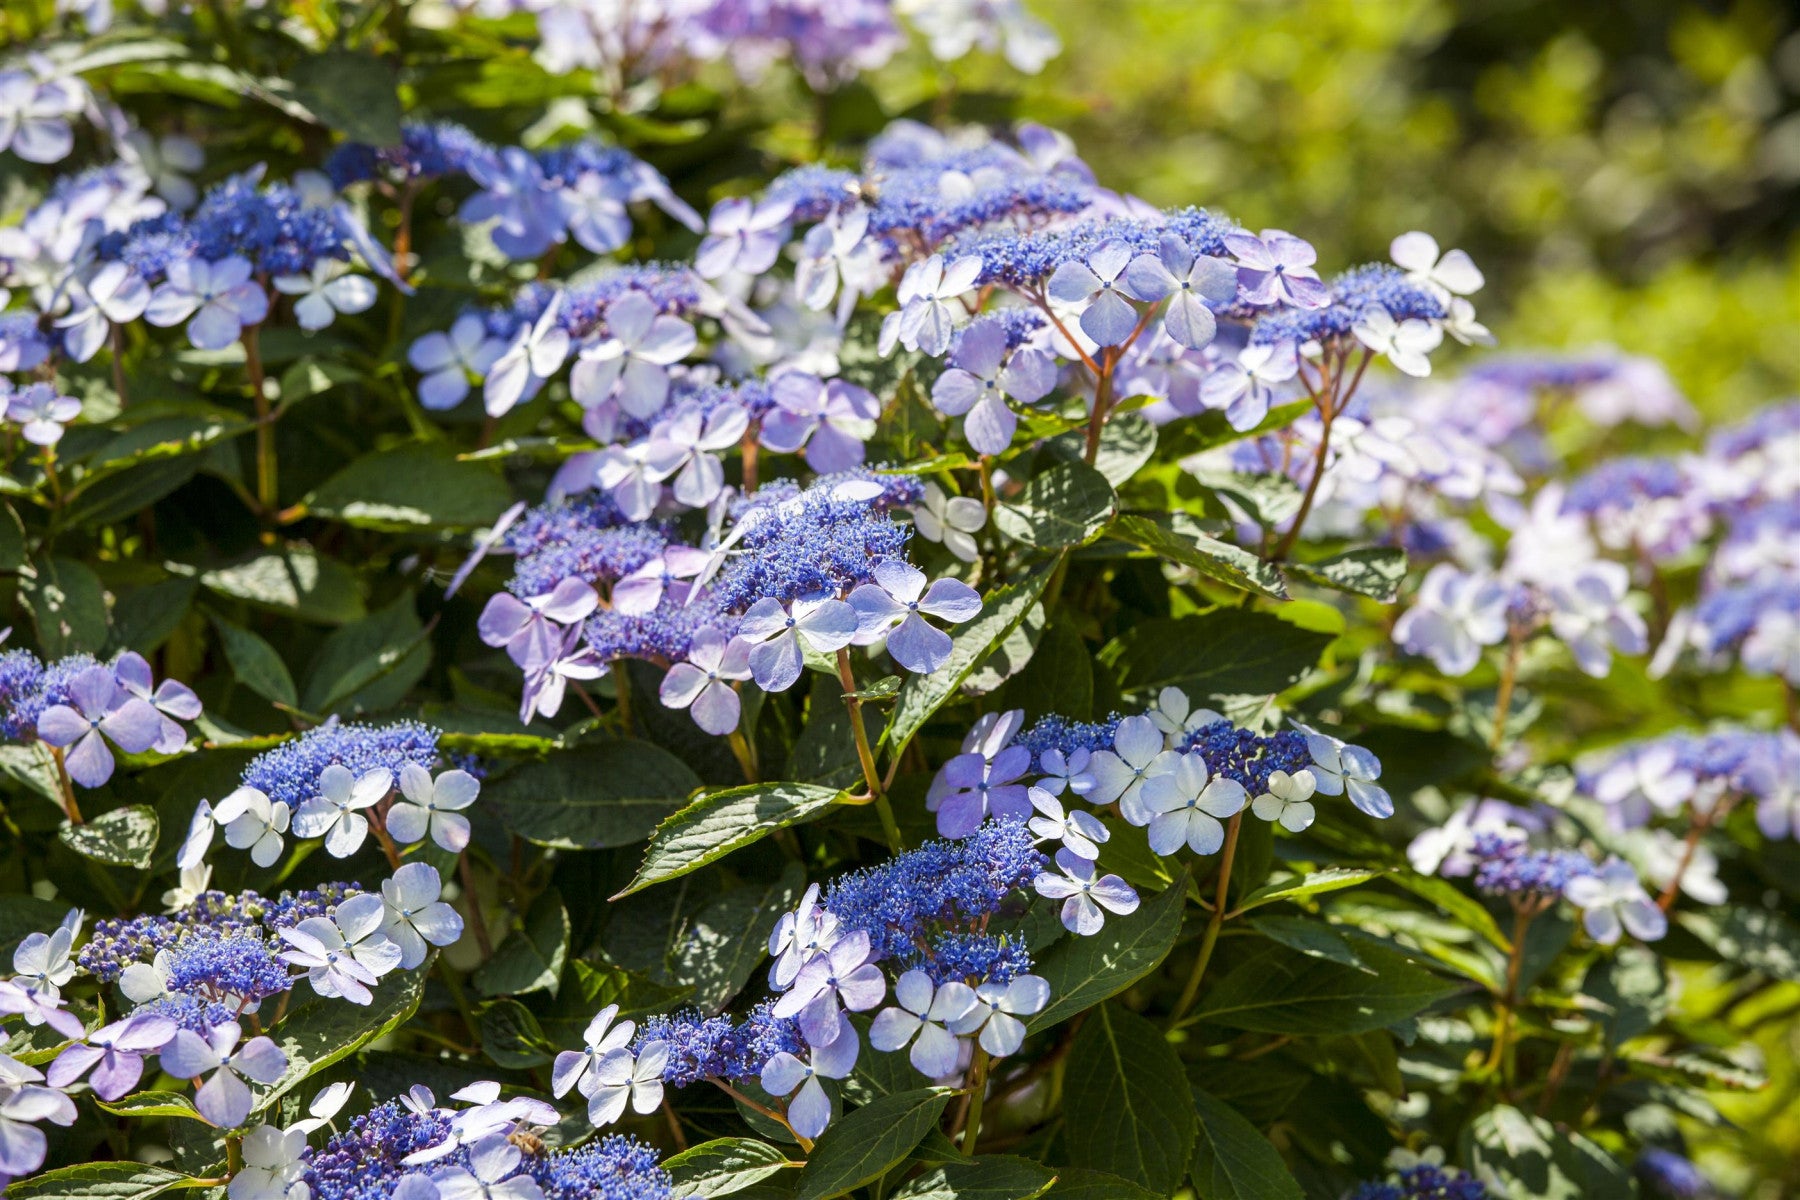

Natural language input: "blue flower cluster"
[0,650,92,740]
[634,1001,804,1087]
[1179,720,1313,795]
[240,721,441,811]
[821,818,1043,986]
[1350,1164,1490,1200]
[77,883,361,982]
[1470,833,1594,898]
[1014,714,1123,763]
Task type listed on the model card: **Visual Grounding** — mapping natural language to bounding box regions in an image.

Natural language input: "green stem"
[244,326,276,516]
[959,1047,991,1155]
[837,648,901,854]
[1168,813,1243,1028]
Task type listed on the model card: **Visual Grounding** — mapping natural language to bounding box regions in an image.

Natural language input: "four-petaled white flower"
[1389,231,1484,305]
[760,1011,859,1141]
[432,1134,544,1200]
[894,254,983,356]
[1250,768,1318,833]
[948,975,1049,1057]
[736,595,860,693]
[1565,858,1667,946]
[292,764,393,858]
[1026,786,1108,859]
[1125,234,1237,350]
[228,1124,308,1200]
[387,763,480,852]
[213,786,291,868]
[1139,751,1249,855]
[1353,306,1443,378]
[869,970,978,1077]
[485,293,570,417]
[278,892,403,1006]
[1391,564,1510,677]
[1086,714,1180,825]
[911,482,987,563]
[1047,239,1142,347]
[410,314,506,411]
[379,862,465,970]
[273,261,378,332]
[571,292,697,418]
[1033,848,1139,935]
[1297,724,1394,819]
[581,1041,669,1128]
[552,1003,636,1100]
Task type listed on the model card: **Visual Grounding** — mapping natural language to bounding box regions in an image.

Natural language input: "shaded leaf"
[1101,610,1330,701]
[255,965,425,1116]
[198,548,365,625]
[474,889,569,998]
[1062,1004,1195,1195]
[1189,942,1462,1035]
[5,1163,206,1200]
[667,1138,797,1199]
[25,558,109,657]
[893,1156,1057,1199]
[209,614,297,708]
[1189,1087,1304,1200]
[304,444,513,531]
[795,1088,953,1200]
[1287,547,1407,603]
[1109,512,1288,600]
[994,462,1116,548]
[488,740,702,851]
[1029,881,1185,1031]
[60,805,158,869]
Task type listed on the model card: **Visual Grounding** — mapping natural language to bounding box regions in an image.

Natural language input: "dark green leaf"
[62,457,200,528]
[892,1156,1057,1199]
[1186,465,1302,527]
[488,740,702,851]
[1045,414,1158,487]
[60,805,158,869]
[885,563,1056,756]
[1188,941,1462,1035]
[95,1091,207,1121]
[108,577,197,656]
[1246,916,1369,972]
[300,591,431,714]
[1062,1004,1196,1195]
[304,444,513,531]
[667,1138,797,1199]
[474,890,569,997]
[618,782,842,897]
[0,895,75,956]
[198,548,365,625]
[1158,400,1312,460]
[1101,610,1331,701]
[1287,547,1407,603]
[289,48,402,144]
[670,865,805,1012]
[993,462,1116,548]
[25,558,109,656]
[209,614,298,708]
[474,999,554,1069]
[1029,881,1185,1031]
[795,1088,953,1200]
[0,501,26,571]
[1189,1088,1304,1200]
[1042,1169,1164,1200]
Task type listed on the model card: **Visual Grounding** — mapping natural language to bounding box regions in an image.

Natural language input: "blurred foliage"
[915,0,1800,421]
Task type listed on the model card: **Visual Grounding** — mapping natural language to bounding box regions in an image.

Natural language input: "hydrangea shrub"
[0,3,1789,1199]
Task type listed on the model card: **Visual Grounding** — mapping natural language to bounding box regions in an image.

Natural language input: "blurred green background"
[873,0,1800,426]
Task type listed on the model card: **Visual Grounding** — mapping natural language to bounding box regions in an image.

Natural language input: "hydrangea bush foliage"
[0,4,1791,1199]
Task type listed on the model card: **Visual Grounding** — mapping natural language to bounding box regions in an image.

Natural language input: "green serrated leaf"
[197,548,366,625]
[1044,414,1159,487]
[993,462,1116,548]
[892,1155,1057,1199]
[301,591,431,714]
[487,740,701,851]
[1287,547,1408,602]
[96,1090,208,1121]
[1189,1088,1304,1199]
[289,48,402,144]
[667,1138,798,1199]
[670,865,805,1012]
[25,558,110,656]
[1187,941,1463,1034]
[617,782,841,897]
[209,614,298,708]
[60,805,159,869]
[1108,512,1288,599]
[1062,1004,1196,1195]
[475,998,554,1069]
[304,444,512,531]
[1233,868,1383,914]
[1042,1168,1164,1200]
[1029,880,1185,1031]
[1678,906,1800,982]
[795,1088,953,1200]
[474,890,569,997]
[1100,609,1331,701]
[4,1162,206,1200]
[1462,1105,1633,1200]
